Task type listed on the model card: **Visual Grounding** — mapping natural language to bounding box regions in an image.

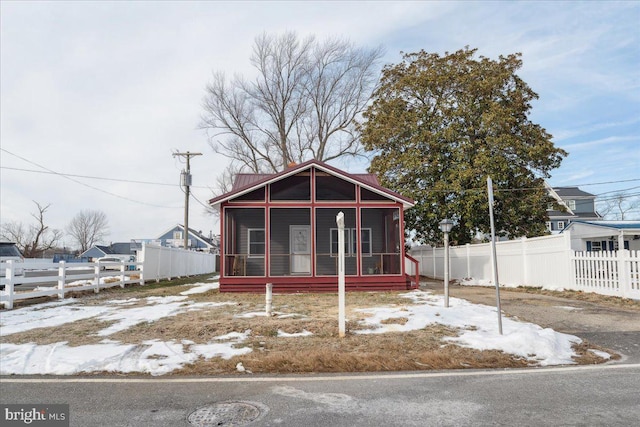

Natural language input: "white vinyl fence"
[1,244,217,309]
[410,232,640,300]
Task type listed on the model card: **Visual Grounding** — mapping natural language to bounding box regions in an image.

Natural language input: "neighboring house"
[154,225,217,252]
[208,159,416,293]
[546,185,603,234]
[563,220,640,252]
[81,242,135,261]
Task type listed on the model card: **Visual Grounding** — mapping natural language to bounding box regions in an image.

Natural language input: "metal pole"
[444,231,450,308]
[487,177,503,335]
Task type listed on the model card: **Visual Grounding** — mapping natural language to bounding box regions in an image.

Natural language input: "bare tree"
[66,210,109,252]
[597,192,640,220]
[0,201,62,257]
[201,31,384,176]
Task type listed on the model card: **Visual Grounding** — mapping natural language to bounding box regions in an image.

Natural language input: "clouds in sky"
[1,1,638,244]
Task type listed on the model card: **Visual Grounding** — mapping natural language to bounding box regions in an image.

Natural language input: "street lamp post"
[439,218,454,308]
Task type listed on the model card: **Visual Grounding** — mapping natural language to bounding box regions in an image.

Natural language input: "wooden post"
[266,283,273,316]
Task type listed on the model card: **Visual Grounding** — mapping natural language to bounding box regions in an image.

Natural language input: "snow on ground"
[0,289,593,375]
[180,281,220,295]
[355,291,583,366]
[277,329,313,338]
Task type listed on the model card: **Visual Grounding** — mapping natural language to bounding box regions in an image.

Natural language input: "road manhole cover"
[187,401,268,427]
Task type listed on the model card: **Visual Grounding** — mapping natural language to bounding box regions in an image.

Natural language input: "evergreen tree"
[361,48,566,245]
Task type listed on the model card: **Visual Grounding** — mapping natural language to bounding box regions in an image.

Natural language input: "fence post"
[58,261,66,300]
[619,249,631,298]
[466,243,471,279]
[521,237,528,286]
[5,260,15,309]
[94,262,101,293]
[432,248,436,279]
[120,261,126,288]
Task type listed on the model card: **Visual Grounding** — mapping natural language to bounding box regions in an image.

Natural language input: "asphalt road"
[1,365,638,426]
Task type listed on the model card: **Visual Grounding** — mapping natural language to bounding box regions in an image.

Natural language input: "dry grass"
[1,275,618,375]
[509,286,640,309]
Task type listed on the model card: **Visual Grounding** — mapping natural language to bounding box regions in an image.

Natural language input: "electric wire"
[1,148,182,209]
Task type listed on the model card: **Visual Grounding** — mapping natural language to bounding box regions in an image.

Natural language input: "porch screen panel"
[224,208,265,276]
[316,208,357,276]
[361,208,401,275]
[270,208,311,276]
[315,174,356,201]
[270,173,311,200]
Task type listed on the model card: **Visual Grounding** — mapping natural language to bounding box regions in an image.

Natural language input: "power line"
[0,166,210,189]
[1,148,182,209]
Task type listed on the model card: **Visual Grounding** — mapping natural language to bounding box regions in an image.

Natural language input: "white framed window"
[248,228,265,257]
[546,221,552,231]
[173,231,183,240]
[357,228,372,257]
[330,228,351,257]
[590,241,602,252]
[557,221,565,230]
[566,200,576,210]
[331,228,372,257]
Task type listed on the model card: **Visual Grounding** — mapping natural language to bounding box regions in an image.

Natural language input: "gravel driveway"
[420,280,640,364]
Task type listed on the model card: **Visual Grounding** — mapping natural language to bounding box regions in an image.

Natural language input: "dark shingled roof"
[553,187,595,198]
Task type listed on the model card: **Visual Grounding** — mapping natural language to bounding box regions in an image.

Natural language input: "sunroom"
[209,160,417,292]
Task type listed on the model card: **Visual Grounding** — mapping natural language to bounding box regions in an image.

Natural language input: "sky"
[0,286,592,375]
[1,1,639,247]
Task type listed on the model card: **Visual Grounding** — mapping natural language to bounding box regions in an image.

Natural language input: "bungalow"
[208,160,417,293]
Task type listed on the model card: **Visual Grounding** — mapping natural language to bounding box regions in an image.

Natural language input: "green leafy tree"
[360,48,566,245]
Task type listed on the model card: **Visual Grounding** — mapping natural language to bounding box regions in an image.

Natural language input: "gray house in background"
[546,186,603,233]
[81,242,136,261]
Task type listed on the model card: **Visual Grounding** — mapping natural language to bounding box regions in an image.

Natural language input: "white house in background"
[562,220,640,251]
[545,185,603,233]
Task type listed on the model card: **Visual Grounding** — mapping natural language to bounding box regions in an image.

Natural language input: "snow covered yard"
[0,276,613,376]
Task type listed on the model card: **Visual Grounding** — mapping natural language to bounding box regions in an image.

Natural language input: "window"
[546,222,552,231]
[173,231,183,240]
[331,228,371,257]
[330,228,350,257]
[566,200,576,210]
[589,241,602,252]
[248,229,265,257]
[354,229,372,257]
[557,221,565,230]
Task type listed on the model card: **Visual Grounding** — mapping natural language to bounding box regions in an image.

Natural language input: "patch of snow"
[588,349,611,360]
[207,275,221,281]
[555,306,583,311]
[0,303,115,337]
[277,329,313,338]
[180,282,220,295]
[235,311,269,319]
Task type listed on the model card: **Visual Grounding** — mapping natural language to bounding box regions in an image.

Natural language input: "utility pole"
[173,151,202,250]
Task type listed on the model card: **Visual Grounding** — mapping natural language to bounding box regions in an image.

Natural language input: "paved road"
[1,365,638,426]
[421,280,640,364]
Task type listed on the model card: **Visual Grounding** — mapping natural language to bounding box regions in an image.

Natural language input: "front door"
[290,225,311,274]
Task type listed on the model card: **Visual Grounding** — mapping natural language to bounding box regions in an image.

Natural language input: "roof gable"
[210,160,413,208]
